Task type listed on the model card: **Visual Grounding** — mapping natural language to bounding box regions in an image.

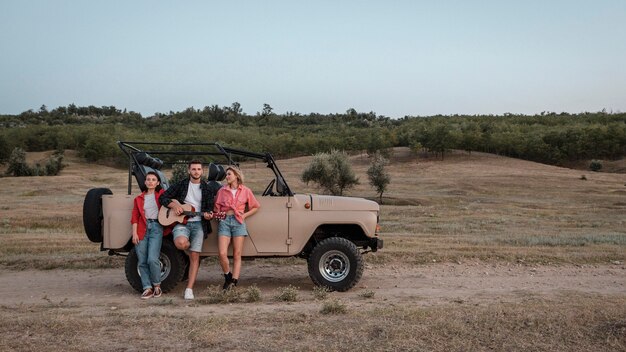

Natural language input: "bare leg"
[187,251,200,290]
[174,237,190,251]
[231,236,245,279]
[218,236,232,274]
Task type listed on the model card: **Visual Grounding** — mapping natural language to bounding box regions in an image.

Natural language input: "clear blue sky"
[1,0,625,117]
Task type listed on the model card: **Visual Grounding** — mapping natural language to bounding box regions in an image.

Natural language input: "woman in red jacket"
[131,171,167,299]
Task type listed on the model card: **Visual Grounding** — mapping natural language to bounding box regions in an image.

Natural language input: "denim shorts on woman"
[218,215,248,237]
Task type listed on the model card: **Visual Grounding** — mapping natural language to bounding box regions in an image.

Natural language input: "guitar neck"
[182,211,203,217]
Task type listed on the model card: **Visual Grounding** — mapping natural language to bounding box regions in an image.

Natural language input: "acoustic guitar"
[158,204,225,226]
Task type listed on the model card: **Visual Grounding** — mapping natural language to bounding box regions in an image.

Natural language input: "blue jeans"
[136,220,163,290]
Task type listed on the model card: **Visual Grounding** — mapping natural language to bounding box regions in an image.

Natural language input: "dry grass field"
[0,148,625,351]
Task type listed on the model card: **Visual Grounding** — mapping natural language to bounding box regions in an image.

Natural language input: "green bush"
[169,163,189,184]
[44,150,65,176]
[589,160,603,172]
[6,148,32,176]
[5,148,65,177]
[301,150,359,195]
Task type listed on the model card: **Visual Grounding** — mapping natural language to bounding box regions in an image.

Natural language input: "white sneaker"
[184,288,194,300]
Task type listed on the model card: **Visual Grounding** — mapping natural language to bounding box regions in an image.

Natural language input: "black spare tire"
[83,188,112,243]
[125,240,187,293]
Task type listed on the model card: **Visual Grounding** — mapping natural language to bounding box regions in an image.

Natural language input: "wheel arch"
[298,223,369,259]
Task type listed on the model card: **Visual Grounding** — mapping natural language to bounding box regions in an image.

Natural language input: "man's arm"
[160,182,184,215]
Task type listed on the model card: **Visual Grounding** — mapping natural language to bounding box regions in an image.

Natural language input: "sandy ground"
[1,261,624,311]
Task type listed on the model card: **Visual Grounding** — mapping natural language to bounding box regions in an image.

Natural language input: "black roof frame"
[117,141,293,196]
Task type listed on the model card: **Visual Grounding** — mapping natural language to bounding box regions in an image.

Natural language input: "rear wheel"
[307,237,364,292]
[82,188,112,243]
[125,240,187,293]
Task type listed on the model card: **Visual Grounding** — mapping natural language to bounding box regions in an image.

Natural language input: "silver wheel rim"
[159,252,172,280]
[319,250,350,282]
[136,252,172,281]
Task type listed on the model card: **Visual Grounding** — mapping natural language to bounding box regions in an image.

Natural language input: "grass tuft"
[274,285,299,302]
[198,285,244,304]
[358,289,375,299]
[312,286,330,300]
[320,299,347,315]
[245,285,262,303]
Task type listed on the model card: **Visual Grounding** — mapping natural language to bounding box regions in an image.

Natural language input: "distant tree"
[367,152,391,203]
[301,150,359,196]
[262,103,273,116]
[230,102,242,115]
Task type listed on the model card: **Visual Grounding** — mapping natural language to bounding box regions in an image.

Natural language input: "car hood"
[310,195,379,211]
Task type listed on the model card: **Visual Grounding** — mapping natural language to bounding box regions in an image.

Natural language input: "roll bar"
[117,141,293,196]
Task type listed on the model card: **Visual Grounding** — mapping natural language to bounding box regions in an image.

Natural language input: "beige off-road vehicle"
[83,141,382,292]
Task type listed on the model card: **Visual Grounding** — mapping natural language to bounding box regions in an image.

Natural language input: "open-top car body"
[83,141,382,292]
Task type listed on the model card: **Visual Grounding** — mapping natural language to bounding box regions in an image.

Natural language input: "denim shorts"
[172,221,204,252]
[218,215,248,237]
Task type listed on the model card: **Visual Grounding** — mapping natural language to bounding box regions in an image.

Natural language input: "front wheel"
[307,237,364,292]
[125,240,187,293]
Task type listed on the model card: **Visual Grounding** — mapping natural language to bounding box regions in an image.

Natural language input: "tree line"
[0,104,624,167]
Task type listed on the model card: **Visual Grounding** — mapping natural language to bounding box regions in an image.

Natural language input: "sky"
[1,0,625,118]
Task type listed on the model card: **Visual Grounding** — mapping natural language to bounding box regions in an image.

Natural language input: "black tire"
[307,237,364,292]
[124,240,187,293]
[82,188,112,243]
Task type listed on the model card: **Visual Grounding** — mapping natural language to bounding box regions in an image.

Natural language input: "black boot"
[223,272,233,290]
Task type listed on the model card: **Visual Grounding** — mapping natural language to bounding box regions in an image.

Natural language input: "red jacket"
[131,189,172,240]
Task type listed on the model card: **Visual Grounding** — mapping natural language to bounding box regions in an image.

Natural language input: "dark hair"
[145,171,162,191]
[188,159,203,168]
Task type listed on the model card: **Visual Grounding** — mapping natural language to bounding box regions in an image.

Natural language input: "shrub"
[6,147,32,176]
[301,150,359,195]
[44,150,65,176]
[589,160,603,172]
[170,163,189,184]
[5,148,65,177]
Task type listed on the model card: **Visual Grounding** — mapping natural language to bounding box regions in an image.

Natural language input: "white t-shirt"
[185,182,202,222]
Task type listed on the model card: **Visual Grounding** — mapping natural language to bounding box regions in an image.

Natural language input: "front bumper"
[369,237,383,252]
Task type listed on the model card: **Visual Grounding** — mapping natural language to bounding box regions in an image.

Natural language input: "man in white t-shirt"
[160,160,221,299]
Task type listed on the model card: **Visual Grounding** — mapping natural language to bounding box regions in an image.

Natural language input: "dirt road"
[1,262,623,308]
